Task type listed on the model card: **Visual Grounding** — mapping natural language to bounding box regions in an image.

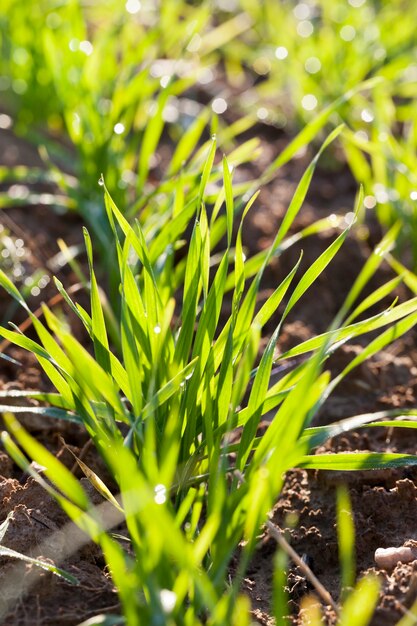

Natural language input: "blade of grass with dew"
[388,253,417,294]
[102,181,161,306]
[138,358,199,424]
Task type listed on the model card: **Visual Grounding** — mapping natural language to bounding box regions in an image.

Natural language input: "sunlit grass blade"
[53,278,92,331]
[273,546,290,626]
[178,221,209,348]
[198,135,217,206]
[42,305,130,407]
[280,296,417,359]
[323,309,417,401]
[138,87,171,190]
[64,446,123,513]
[0,269,30,312]
[83,228,110,371]
[3,413,89,510]
[299,452,417,470]
[283,224,352,317]
[299,596,322,626]
[345,274,403,325]
[302,409,417,449]
[192,252,229,366]
[0,543,79,585]
[140,358,198,423]
[257,259,303,332]
[0,404,81,423]
[236,321,283,469]
[337,486,356,599]
[338,576,380,626]
[148,197,198,264]
[267,125,344,255]
[223,155,234,248]
[341,221,401,317]
[168,108,211,176]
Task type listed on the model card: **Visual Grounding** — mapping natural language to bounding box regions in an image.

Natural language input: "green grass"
[2,134,417,624]
[2,0,417,279]
[2,1,417,624]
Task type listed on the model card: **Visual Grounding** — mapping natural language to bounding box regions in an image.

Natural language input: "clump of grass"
[1,132,417,624]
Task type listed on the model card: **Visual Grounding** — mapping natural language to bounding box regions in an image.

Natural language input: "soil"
[1,118,417,626]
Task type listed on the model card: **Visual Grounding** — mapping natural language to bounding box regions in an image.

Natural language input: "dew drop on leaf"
[154,484,166,505]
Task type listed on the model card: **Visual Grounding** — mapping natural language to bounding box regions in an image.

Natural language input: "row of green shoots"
[1,130,417,624]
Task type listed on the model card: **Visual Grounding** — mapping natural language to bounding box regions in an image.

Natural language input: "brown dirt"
[1,124,417,626]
